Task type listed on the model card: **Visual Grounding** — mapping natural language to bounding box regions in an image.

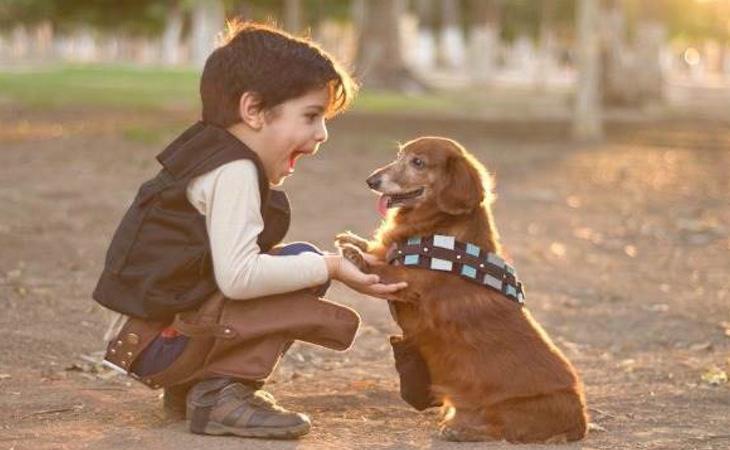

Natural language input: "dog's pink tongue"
[377,195,389,217]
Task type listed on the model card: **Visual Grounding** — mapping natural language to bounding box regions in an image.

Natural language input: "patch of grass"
[0,65,199,110]
[121,124,182,145]
[352,91,460,114]
[0,64,469,115]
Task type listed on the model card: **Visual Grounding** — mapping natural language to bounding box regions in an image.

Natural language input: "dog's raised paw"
[340,243,369,272]
[334,232,369,252]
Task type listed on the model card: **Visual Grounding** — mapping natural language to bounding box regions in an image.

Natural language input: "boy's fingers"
[362,254,385,266]
[368,282,408,294]
[359,273,379,284]
[388,282,408,291]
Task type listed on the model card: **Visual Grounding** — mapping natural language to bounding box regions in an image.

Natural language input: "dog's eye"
[411,157,425,168]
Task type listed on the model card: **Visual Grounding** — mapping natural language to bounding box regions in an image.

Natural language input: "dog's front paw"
[340,243,369,272]
[335,231,369,252]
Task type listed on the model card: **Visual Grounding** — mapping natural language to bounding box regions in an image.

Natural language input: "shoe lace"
[250,389,287,412]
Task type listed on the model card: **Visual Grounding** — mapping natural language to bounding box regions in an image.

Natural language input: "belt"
[386,235,525,304]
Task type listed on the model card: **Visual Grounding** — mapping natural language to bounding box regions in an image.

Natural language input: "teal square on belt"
[505,285,517,297]
[407,236,422,245]
[465,243,480,257]
[461,265,477,279]
[433,235,455,249]
[403,254,419,265]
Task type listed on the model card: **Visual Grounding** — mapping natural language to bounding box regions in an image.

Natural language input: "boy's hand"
[324,254,407,299]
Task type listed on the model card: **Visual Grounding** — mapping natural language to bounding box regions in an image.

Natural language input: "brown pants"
[104,290,360,389]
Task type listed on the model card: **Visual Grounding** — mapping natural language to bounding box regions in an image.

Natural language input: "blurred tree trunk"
[634,0,666,104]
[161,0,183,66]
[309,0,326,42]
[414,0,437,71]
[535,0,556,90]
[283,0,303,35]
[355,0,424,91]
[573,0,603,141]
[600,0,633,105]
[601,0,666,106]
[190,0,225,68]
[437,0,465,69]
[467,0,500,85]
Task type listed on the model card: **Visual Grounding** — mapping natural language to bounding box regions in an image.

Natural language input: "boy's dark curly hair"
[200,20,357,127]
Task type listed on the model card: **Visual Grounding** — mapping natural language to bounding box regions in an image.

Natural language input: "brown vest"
[93,122,290,319]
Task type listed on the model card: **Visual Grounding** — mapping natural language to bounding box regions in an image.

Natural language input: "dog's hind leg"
[439,405,499,442]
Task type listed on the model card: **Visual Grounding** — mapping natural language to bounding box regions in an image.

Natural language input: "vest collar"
[156,121,268,184]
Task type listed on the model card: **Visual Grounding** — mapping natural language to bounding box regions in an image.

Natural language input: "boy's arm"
[188,160,329,299]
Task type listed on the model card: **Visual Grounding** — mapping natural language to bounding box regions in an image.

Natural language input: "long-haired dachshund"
[336,137,588,443]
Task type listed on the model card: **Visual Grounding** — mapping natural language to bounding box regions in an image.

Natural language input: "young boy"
[93,21,406,439]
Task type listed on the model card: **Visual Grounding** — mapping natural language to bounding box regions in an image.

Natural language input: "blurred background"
[1,2,729,449]
[1,0,729,135]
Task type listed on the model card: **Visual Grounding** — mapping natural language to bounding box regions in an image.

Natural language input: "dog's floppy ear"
[436,153,485,215]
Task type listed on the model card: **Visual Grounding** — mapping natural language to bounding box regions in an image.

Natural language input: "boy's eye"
[411,157,425,168]
[305,113,319,122]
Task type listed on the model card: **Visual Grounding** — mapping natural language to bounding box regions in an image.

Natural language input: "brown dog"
[336,137,588,443]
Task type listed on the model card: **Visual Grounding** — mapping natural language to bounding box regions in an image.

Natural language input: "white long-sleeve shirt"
[104,159,329,340]
[186,159,329,298]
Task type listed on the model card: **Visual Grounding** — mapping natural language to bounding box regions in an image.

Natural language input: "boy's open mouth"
[288,151,307,171]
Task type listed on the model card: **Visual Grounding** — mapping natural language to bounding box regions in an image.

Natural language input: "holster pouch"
[103,317,171,378]
[103,292,226,389]
[105,290,360,389]
[390,335,442,411]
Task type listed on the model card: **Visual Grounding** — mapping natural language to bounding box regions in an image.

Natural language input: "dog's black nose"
[366,175,381,190]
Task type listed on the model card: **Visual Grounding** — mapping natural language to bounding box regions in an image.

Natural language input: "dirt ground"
[0,107,728,450]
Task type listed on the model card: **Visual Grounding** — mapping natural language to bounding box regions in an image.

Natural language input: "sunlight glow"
[683,47,701,66]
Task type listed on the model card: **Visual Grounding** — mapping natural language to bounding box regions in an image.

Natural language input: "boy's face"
[258,87,330,186]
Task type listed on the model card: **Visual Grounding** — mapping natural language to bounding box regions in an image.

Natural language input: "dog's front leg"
[368,264,421,304]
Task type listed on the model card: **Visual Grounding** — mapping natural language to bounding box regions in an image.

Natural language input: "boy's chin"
[269,174,287,187]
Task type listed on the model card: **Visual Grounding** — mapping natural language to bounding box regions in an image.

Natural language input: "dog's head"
[367,137,493,215]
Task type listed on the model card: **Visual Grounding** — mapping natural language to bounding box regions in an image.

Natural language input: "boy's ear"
[239,92,265,130]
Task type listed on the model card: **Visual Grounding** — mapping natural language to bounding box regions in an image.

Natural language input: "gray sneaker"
[186,378,311,439]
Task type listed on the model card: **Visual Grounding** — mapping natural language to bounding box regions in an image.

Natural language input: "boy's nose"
[314,122,328,143]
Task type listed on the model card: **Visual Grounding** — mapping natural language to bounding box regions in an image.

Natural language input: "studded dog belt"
[386,235,525,304]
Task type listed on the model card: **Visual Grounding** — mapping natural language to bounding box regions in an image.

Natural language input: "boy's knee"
[271,242,329,296]
[274,242,322,256]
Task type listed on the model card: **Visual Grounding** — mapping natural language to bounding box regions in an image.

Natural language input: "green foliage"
[1,0,726,48]
[0,0,178,35]
[0,0,355,35]
[663,0,730,42]
[226,0,352,27]
[472,0,572,42]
